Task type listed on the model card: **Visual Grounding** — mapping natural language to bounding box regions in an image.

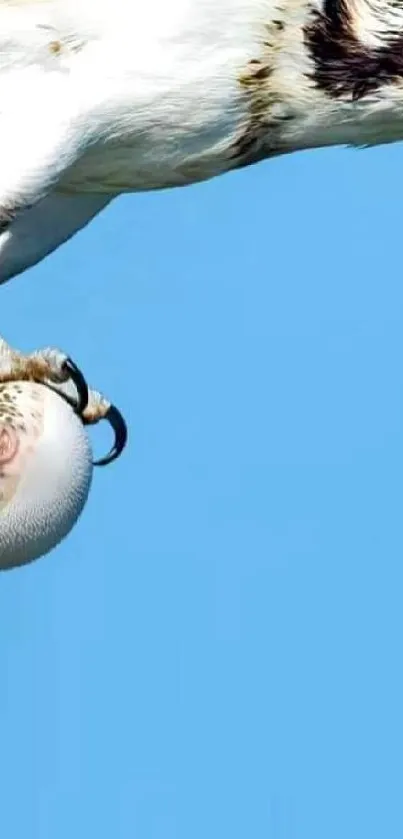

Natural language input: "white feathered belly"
[62,129,238,194]
[0,0,295,192]
[60,62,257,193]
[46,0,277,192]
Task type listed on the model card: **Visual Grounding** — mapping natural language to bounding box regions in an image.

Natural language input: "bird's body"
[0,0,403,280]
[1,0,402,565]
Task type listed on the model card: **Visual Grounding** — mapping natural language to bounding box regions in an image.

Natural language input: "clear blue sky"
[0,142,402,839]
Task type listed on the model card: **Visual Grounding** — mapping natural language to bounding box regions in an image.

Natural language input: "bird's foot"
[81,390,128,466]
[0,337,127,465]
[1,344,89,411]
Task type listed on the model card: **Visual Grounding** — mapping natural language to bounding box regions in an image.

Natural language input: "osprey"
[0,0,402,283]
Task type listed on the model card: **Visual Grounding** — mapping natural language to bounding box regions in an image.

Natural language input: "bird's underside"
[0,0,403,283]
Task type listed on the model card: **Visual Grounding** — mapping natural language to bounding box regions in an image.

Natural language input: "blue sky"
[0,142,402,838]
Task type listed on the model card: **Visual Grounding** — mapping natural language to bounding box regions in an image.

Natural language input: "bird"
[0,334,127,569]
[0,0,401,284]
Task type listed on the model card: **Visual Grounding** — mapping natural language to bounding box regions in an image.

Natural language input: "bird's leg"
[0,340,77,383]
[0,337,89,414]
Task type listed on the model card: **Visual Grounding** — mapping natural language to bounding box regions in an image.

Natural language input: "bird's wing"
[0,191,115,285]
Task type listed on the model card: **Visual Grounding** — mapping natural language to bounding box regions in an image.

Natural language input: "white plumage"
[0,0,402,282]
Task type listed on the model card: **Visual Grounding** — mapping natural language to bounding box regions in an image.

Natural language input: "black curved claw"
[62,357,89,415]
[93,405,128,467]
